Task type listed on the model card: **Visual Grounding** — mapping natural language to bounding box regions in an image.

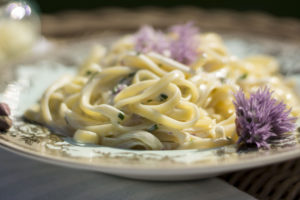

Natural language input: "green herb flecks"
[159,93,168,101]
[87,72,98,84]
[147,99,153,103]
[239,73,248,80]
[118,113,125,120]
[119,72,136,84]
[128,72,136,77]
[219,77,226,84]
[226,136,232,141]
[148,124,158,132]
[85,70,93,76]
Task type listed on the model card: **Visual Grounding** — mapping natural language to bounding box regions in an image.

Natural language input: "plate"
[1,18,300,181]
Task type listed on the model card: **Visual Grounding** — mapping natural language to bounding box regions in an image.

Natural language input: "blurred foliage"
[35,0,299,18]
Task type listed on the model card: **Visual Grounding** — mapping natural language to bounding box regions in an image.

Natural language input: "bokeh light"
[6,2,32,20]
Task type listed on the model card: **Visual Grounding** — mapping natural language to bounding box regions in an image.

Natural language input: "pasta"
[24,24,300,150]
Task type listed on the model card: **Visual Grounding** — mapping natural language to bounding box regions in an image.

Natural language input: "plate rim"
[1,134,300,175]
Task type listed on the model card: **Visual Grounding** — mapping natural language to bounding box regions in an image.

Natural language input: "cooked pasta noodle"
[24,27,300,150]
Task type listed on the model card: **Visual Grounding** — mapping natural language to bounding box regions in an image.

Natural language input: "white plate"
[0,32,300,181]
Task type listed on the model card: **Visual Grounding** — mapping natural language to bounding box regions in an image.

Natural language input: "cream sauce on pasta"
[24,32,300,150]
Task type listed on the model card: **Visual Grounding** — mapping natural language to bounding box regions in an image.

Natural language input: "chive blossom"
[134,22,199,65]
[234,87,297,149]
[169,22,199,65]
[134,25,169,54]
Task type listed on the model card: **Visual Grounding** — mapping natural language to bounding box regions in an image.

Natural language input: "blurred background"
[1,0,299,63]
[36,0,299,18]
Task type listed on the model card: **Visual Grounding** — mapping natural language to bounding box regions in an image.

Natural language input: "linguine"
[24,24,300,150]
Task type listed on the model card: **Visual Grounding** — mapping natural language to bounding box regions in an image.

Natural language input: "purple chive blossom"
[233,87,297,149]
[134,22,200,65]
[169,22,199,65]
[134,25,169,54]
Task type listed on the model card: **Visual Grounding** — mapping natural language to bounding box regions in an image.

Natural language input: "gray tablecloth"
[0,149,255,200]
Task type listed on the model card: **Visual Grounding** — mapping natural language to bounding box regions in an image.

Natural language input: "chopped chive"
[226,136,231,141]
[128,72,136,77]
[239,73,248,80]
[159,93,168,101]
[219,77,226,84]
[136,51,141,56]
[147,99,153,102]
[118,113,125,120]
[85,70,92,76]
[148,124,158,132]
[87,72,98,84]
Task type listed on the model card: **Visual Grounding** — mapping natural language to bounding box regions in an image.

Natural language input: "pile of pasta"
[25,32,300,150]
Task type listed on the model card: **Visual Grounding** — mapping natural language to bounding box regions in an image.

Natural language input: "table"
[0,148,255,200]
